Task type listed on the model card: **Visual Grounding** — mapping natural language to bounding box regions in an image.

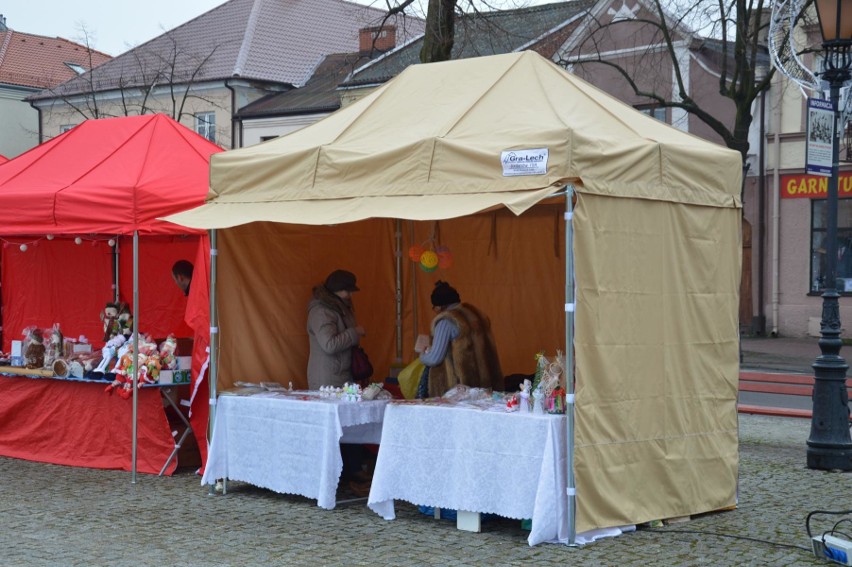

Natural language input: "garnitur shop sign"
[780,172,852,199]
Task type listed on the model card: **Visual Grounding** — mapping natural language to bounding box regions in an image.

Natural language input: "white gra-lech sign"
[501,148,549,176]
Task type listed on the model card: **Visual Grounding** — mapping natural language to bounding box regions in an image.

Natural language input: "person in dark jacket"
[306,269,366,390]
[307,269,370,494]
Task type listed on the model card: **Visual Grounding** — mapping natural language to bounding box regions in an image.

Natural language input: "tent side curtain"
[572,192,740,532]
[213,207,567,391]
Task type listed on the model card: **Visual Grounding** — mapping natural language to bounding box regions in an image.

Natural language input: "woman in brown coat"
[306,269,365,390]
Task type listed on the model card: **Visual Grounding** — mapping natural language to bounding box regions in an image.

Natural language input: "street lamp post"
[807,0,852,471]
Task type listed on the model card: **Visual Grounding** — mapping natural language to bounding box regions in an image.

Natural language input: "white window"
[65,63,86,75]
[196,112,216,143]
[637,106,667,122]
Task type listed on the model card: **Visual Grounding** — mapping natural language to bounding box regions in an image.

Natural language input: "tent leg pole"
[395,219,403,363]
[208,229,219,491]
[114,237,120,303]
[132,230,139,484]
[565,186,576,545]
[409,221,418,347]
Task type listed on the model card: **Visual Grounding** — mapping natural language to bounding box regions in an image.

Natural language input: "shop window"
[810,198,852,293]
[196,112,216,143]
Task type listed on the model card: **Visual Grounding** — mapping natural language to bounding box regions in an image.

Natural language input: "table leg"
[158,387,193,476]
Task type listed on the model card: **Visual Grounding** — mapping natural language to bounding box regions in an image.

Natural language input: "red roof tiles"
[0,30,111,89]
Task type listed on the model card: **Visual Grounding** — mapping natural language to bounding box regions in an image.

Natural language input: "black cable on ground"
[806,509,852,538]
[645,527,812,553]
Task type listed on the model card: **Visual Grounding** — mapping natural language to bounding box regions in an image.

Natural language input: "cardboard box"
[173,369,191,384]
[159,370,174,384]
[10,340,23,367]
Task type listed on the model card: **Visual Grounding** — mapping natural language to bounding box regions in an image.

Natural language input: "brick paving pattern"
[1,413,848,566]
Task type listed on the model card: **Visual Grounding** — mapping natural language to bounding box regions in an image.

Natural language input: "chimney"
[359,25,396,55]
[0,15,7,32]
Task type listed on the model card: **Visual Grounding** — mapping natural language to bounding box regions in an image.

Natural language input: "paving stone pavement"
[1,414,850,566]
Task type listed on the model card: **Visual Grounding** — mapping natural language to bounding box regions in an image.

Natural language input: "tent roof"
[0,154,7,164]
[167,51,742,229]
[0,114,222,235]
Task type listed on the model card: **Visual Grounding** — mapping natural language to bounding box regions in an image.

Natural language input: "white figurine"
[519,379,531,413]
[532,386,544,415]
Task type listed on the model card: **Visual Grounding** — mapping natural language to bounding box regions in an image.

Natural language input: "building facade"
[0,14,111,157]
[26,0,422,149]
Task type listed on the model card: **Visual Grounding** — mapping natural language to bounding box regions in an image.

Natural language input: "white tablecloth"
[201,393,387,509]
[367,402,569,546]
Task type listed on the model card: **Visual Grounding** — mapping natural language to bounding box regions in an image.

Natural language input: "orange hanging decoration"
[408,245,424,262]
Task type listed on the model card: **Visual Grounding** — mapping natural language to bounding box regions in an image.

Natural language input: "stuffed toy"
[93,334,126,375]
[24,327,46,369]
[101,303,121,342]
[100,302,133,342]
[158,335,178,370]
[105,335,157,399]
[45,324,64,367]
[105,347,139,399]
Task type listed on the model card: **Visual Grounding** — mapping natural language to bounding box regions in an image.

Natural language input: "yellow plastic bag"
[397,358,426,400]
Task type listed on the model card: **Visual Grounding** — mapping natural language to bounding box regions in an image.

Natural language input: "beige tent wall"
[215,205,568,390]
[216,220,398,390]
[573,192,741,533]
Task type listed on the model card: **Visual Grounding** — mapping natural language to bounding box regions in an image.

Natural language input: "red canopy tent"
[0,114,218,477]
[0,154,7,164]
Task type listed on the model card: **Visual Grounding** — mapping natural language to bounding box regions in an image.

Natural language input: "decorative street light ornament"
[771,0,852,471]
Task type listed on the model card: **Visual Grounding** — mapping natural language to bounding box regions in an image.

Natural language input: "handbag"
[350,346,374,383]
[397,358,426,400]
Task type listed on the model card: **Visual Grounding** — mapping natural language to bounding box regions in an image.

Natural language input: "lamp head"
[816,0,852,42]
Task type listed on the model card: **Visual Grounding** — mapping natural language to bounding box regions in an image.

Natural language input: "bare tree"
[374,0,522,62]
[557,0,777,161]
[36,26,229,140]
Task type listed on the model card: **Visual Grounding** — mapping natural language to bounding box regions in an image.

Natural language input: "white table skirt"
[201,393,387,510]
[367,402,569,546]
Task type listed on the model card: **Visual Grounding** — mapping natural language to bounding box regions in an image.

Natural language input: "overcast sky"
[3,1,546,56]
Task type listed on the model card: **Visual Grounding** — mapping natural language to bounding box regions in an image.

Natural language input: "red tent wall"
[2,238,113,351]
[116,235,201,341]
[2,235,202,353]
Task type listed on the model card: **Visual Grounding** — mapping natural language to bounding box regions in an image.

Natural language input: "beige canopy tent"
[168,51,742,539]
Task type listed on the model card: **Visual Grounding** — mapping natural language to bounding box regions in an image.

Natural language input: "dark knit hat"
[325,269,359,292]
[431,280,460,307]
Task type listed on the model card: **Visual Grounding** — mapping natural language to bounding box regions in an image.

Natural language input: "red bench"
[738,371,852,419]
